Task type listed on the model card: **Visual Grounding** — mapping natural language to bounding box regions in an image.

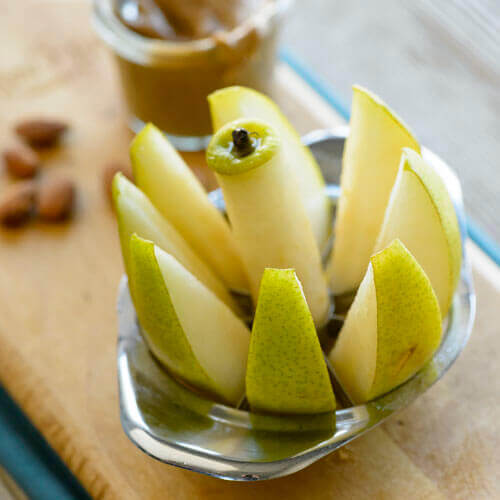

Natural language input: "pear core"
[208,86,331,249]
[206,118,279,176]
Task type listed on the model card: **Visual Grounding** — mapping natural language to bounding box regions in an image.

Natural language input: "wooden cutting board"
[1,1,499,498]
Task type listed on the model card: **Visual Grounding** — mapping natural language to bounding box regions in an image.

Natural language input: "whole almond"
[37,176,75,221]
[103,162,133,201]
[3,147,39,178]
[15,119,68,148]
[0,181,36,227]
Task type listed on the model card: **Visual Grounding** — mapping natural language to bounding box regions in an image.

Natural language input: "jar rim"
[92,0,291,64]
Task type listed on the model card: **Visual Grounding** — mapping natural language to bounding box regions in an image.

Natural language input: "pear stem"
[232,128,255,157]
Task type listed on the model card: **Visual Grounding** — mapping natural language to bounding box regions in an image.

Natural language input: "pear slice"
[112,173,237,311]
[206,118,330,326]
[130,124,248,292]
[208,86,331,250]
[329,239,442,404]
[129,234,250,406]
[246,268,336,415]
[329,85,420,295]
[374,148,461,316]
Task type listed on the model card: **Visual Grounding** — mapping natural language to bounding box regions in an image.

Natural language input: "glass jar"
[93,0,290,151]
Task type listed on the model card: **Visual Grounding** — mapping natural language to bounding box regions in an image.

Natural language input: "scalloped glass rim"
[116,128,475,480]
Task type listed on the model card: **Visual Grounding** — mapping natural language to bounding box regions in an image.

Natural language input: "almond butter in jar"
[93,0,290,151]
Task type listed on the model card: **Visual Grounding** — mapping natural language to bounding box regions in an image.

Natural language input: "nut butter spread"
[113,0,278,138]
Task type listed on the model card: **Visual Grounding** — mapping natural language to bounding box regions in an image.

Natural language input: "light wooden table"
[0,1,499,498]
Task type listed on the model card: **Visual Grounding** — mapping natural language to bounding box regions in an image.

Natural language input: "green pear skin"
[129,234,250,406]
[374,148,461,316]
[329,239,442,404]
[112,173,237,312]
[206,118,330,326]
[246,268,336,415]
[208,86,331,250]
[130,123,248,292]
[329,85,421,295]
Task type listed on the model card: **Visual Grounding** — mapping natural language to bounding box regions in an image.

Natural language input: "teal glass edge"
[0,387,91,499]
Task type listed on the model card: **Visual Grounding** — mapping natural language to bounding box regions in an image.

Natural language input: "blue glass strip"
[0,387,90,499]
[466,219,500,266]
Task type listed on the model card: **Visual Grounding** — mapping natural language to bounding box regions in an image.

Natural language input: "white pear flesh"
[374,148,461,316]
[129,235,250,406]
[246,268,336,415]
[329,239,442,404]
[329,85,420,295]
[130,124,248,292]
[112,173,237,312]
[208,86,331,250]
[206,119,330,326]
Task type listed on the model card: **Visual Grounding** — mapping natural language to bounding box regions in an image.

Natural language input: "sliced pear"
[374,148,461,316]
[208,86,331,250]
[206,118,330,326]
[129,234,250,406]
[112,173,236,311]
[246,268,336,415]
[329,239,442,404]
[130,124,248,292]
[329,85,420,295]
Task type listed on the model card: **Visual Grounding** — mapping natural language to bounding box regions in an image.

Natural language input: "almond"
[3,147,39,178]
[15,119,68,148]
[37,175,75,221]
[0,181,36,227]
[103,162,134,201]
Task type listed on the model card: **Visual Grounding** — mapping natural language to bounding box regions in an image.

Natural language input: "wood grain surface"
[0,1,499,499]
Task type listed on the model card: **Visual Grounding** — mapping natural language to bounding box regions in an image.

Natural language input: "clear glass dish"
[116,128,475,480]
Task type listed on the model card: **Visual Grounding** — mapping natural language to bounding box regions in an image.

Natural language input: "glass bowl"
[116,128,475,480]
